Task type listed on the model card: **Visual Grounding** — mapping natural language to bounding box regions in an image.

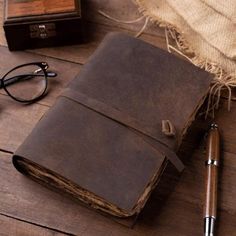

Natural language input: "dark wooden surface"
[0,1,236,235]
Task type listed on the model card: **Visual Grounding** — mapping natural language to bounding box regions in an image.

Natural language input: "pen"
[204,123,220,236]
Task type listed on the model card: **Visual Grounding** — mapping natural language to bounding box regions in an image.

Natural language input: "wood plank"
[0,1,235,235]
[0,21,167,65]
[215,99,236,154]
[0,90,235,155]
[0,0,164,46]
[7,0,76,18]
[136,197,236,236]
[0,46,82,153]
[0,46,82,106]
[0,94,48,152]
[84,0,164,37]
[0,152,137,236]
[0,0,7,46]
[29,23,167,65]
[0,214,67,236]
[173,148,236,215]
[0,0,167,64]
[1,149,236,236]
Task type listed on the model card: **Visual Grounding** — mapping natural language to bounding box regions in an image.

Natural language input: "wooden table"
[0,1,236,235]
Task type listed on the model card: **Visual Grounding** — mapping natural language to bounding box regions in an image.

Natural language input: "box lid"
[4,0,81,24]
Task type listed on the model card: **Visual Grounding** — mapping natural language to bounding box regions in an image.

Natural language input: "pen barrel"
[204,165,218,218]
[204,126,220,219]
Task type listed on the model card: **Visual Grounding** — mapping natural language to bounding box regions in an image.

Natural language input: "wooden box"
[3,0,85,51]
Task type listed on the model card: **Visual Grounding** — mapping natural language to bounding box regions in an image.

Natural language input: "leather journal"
[12,33,213,218]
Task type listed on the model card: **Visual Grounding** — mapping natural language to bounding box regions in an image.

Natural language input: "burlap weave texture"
[135,0,236,96]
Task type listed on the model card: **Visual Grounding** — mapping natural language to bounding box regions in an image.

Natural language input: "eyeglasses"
[0,62,57,103]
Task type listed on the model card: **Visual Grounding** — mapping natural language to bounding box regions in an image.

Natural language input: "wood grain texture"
[0,0,7,46]
[204,166,218,217]
[0,46,83,153]
[7,0,76,18]
[215,100,236,154]
[0,214,67,236]
[0,46,82,106]
[1,147,236,236]
[84,0,164,36]
[0,0,167,63]
[0,94,48,152]
[0,0,235,235]
[29,23,167,65]
[174,147,236,216]
[204,127,220,218]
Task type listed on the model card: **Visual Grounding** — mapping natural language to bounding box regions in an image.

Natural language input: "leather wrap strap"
[61,88,184,172]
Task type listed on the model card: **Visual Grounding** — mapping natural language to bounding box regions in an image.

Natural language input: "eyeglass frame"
[0,62,56,103]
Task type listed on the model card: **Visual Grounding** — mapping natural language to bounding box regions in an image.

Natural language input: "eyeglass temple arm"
[0,75,28,88]
[46,71,57,77]
[0,71,57,89]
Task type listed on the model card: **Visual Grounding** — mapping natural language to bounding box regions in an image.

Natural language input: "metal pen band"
[204,215,216,219]
[205,159,219,167]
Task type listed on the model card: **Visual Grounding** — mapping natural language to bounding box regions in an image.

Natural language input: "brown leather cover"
[12,32,213,218]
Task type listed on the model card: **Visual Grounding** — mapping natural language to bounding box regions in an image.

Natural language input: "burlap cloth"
[134,0,236,112]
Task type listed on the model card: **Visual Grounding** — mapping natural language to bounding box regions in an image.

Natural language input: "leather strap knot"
[162,120,176,137]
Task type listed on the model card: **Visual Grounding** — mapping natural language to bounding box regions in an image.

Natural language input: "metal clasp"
[30,23,56,39]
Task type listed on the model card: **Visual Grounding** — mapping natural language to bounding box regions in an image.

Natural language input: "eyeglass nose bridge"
[38,62,57,77]
[41,62,49,70]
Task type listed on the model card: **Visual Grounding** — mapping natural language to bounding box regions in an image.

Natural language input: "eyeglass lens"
[3,64,47,102]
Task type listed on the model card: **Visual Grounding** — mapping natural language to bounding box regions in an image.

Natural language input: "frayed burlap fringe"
[98,4,236,117]
[134,1,236,117]
[164,27,235,117]
[98,10,150,37]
